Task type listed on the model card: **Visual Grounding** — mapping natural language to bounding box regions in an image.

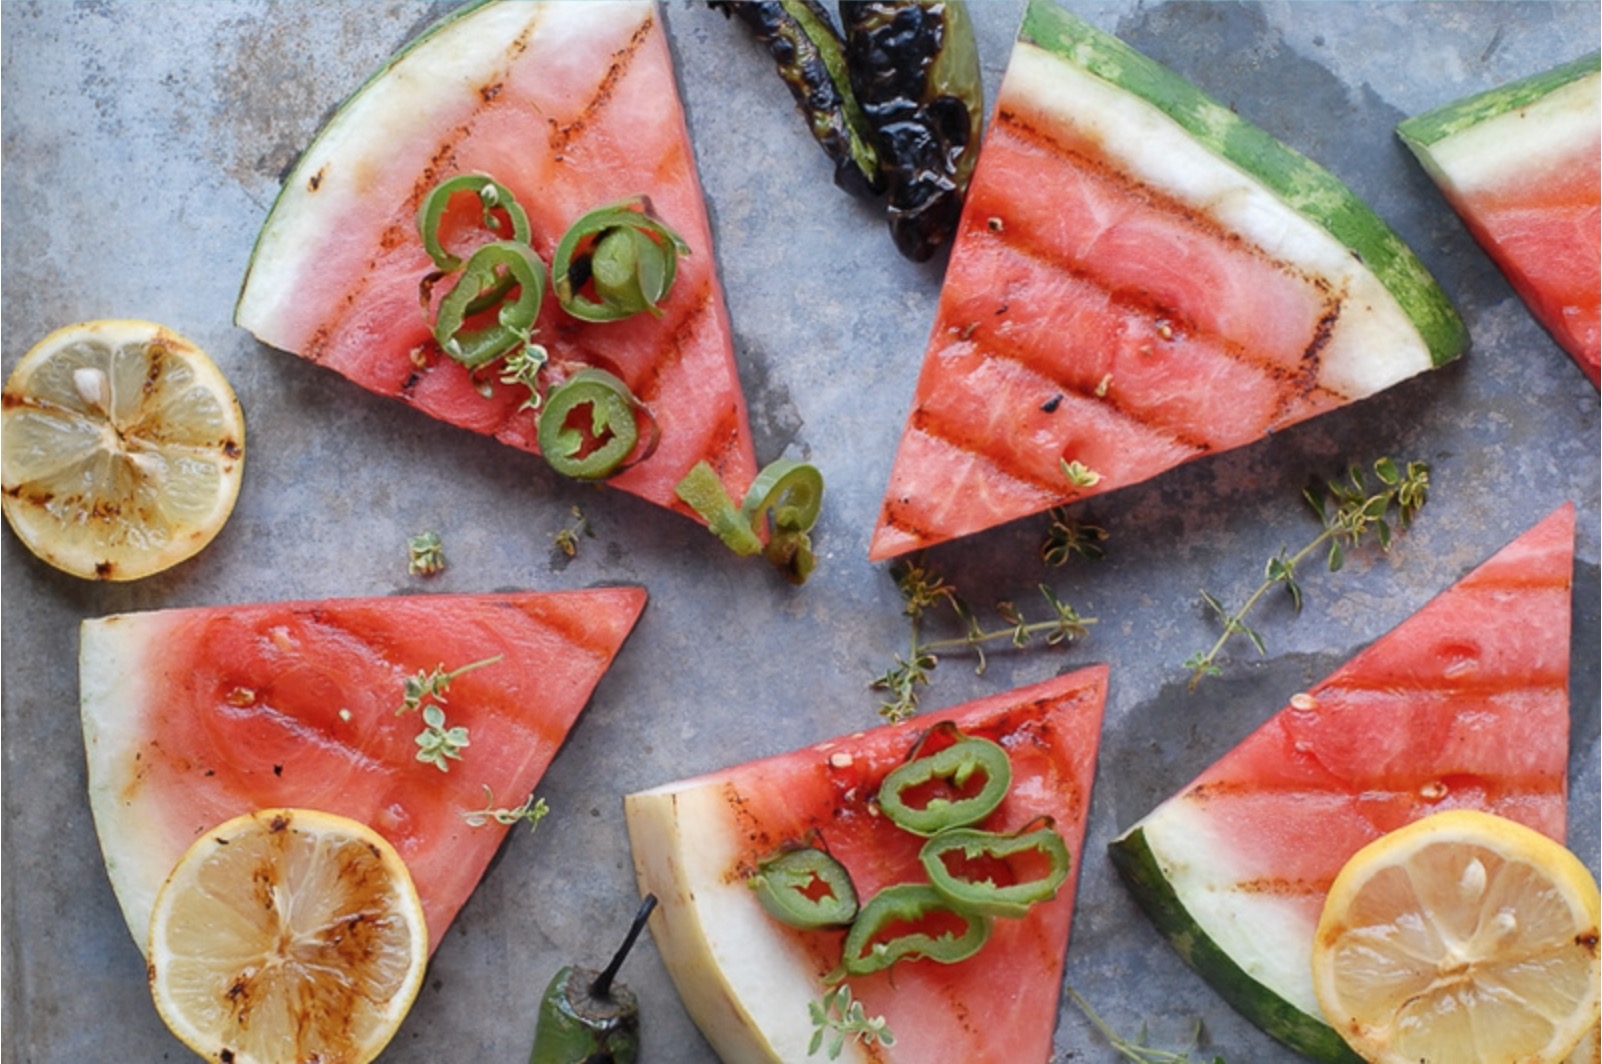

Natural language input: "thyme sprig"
[808,984,895,1059]
[1184,457,1429,690]
[408,530,445,576]
[554,504,592,558]
[1068,987,1224,1063]
[461,785,549,832]
[1041,506,1108,567]
[872,559,1094,723]
[397,655,503,772]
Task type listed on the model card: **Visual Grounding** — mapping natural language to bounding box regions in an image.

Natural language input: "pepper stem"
[590,893,658,1000]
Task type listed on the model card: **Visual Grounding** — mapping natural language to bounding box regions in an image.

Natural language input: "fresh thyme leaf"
[1186,457,1428,690]
[408,530,446,576]
[807,984,895,1058]
[1059,458,1103,488]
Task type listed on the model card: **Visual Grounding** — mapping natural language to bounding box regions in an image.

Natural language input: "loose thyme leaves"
[462,786,549,832]
[408,530,445,576]
[415,704,470,771]
[1069,987,1225,1063]
[1185,457,1429,690]
[871,560,1094,722]
[397,655,503,772]
[808,983,895,1059]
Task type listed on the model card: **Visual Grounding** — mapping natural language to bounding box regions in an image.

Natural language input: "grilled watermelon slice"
[234,0,758,518]
[1399,53,1601,388]
[624,665,1108,1063]
[81,588,645,956]
[869,0,1466,561]
[1109,504,1576,1060]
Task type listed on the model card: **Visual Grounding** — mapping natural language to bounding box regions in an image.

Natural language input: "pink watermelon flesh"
[631,665,1108,1062]
[80,588,646,954]
[1444,139,1600,386]
[235,2,758,516]
[1114,503,1575,1036]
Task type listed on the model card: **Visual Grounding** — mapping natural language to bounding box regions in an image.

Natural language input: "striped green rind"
[1107,826,1365,1064]
[1398,51,1601,148]
[1017,0,1466,368]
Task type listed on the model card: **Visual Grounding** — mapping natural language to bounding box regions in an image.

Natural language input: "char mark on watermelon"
[867,0,1463,561]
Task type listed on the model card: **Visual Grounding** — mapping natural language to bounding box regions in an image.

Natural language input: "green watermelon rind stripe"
[1106,826,1366,1064]
[1016,0,1466,368]
[1397,51,1601,148]
[234,0,497,319]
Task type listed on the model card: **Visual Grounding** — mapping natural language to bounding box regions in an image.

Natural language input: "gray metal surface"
[2,2,1597,1061]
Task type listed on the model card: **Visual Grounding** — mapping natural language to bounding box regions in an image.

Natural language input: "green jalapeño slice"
[537,368,651,481]
[432,240,546,370]
[418,173,532,272]
[748,846,859,929]
[919,823,1071,919]
[877,728,1012,836]
[552,196,689,322]
[840,883,990,976]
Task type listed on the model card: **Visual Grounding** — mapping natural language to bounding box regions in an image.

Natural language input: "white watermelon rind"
[1108,823,1364,1063]
[1017,0,1467,372]
[233,0,502,337]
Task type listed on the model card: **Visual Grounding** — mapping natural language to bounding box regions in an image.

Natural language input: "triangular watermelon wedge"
[1399,53,1601,388]
[80,587,646,956]
[1109,504,1576,1060]
[624,665,1108,1063]
[869,0,1466,561]
[234,0,758,519]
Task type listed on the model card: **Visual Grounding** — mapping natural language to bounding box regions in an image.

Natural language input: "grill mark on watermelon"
[547,15,653,157]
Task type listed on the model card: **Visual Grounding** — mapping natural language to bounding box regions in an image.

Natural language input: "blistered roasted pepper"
[529,895,657,1064]
[877,727,1012,836]
[432,240,546,369]
[839,882,990,975]
[711,0,884,198]
[841,1,983,261]
[552,197,689,322]
[749,845,859,929]
[919,823,1071,918]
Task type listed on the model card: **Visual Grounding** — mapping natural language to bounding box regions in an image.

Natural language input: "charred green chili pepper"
[418,172,532,271]
[749,845,859,928]
[433,240,547,370]
[537,368,652,480]
[740,458,824,585]
[919,823,1071,919]
[877,727,1011,836]
[839,882,990,975]
[530,894,657,1064]
[712,0,884,198]
[840,1,983,262]
[552,197,689,322]
[674,457,826,583]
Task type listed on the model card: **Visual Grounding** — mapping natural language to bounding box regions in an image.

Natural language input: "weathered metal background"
[3,2,1597,1060]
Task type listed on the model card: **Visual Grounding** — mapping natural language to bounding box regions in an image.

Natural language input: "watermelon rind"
[1108,825,1363,1064]
[1016,0,1467,382]
[234,0,504,335]
[1397,51,1601,150]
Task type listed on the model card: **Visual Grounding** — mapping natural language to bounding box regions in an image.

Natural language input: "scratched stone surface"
[2,2,1597,1061]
